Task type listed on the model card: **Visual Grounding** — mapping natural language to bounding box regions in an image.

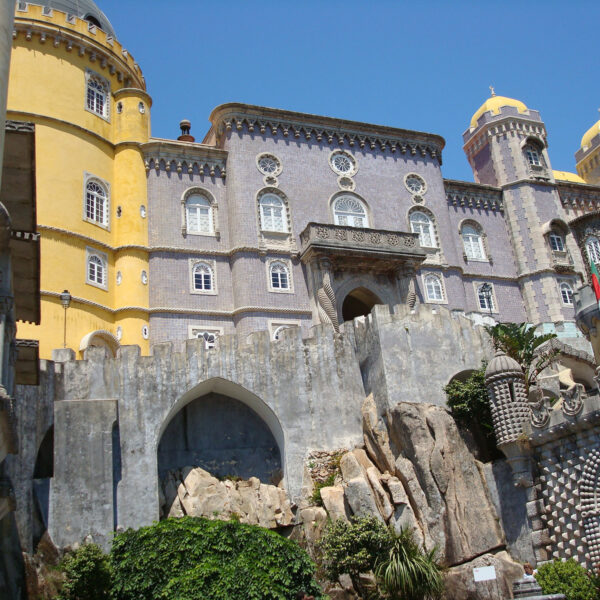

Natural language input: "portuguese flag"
[591,262,600,304]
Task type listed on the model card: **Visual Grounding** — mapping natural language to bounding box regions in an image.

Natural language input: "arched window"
[333,196,368,228]
[525,146,541,166]
[259,194,287,232]
[410,211,436,248]
[424,274,444,302]
[477,283,495,311]
[462,223,486,260]
[523,139,545,169]
[273,326,289,340]
[192,262,213,292]
[186,195,213,234]
[86,251,107,288]
[86,72,109,119]
[549,232,565,252]
[586,236,600,265]
[269,261,291,291]
[560,282,574,306]
[85,179,108,226]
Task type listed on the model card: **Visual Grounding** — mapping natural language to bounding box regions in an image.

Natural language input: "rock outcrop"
[160,466,294,528]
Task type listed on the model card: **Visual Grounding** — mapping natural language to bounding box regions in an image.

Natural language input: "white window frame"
[559,281,574,306]
[185,195,214,235]
[86,247,108,290]
[188,326,224,349]
[422,273,446,304]
[83,173,110,229]
[189,259,217,295]
[332,195,369,228]
[461,224,486,261]
[525,146,541,167]
[181,188,218,237]
[85,69,110,121]
[410,210,437,248]
[474,282,498,313]
[268,319,301,341]
[586,236,600,265]
[267,259,293,294]
[259,194,288,233]
[549,232,565,252]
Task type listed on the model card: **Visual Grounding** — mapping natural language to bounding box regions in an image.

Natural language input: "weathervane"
[489,85,496,97]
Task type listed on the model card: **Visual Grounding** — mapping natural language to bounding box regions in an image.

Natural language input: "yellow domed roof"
[470,95,528,129]
[581,120,600,151]
[553,170,586,184]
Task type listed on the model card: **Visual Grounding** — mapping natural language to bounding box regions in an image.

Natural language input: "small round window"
[404,174,426,195]
[330,151,357,176]
[256,153,282,176]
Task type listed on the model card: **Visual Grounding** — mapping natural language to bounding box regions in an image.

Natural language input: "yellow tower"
[576,113,600,185]
[8,1,151,357]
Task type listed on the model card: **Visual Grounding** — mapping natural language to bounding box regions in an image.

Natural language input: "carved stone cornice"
[208,104,444,163]
[5,120,35,132]
[558,185,600,215]
[444,179,503,212]
[142,139,227,178]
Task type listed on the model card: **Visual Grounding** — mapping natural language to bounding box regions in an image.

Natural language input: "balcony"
[299,222,426,272]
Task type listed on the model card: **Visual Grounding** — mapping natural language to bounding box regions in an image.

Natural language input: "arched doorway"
[342,287,382,322]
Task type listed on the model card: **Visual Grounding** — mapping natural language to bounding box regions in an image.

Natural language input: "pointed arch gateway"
[157,378,286,516]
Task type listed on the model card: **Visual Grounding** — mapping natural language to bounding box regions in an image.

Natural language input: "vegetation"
[535,559,597,600]
[484,322,558,390]
[57,543,112,600]
[376,528,444,600]
[110,516,322,600]
[311,473,336,507]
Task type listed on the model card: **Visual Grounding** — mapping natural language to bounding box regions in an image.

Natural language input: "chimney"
[178,119,195,142]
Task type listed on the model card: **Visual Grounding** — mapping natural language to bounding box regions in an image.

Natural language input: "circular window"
[338,176,355,191]
[330,151,357,176]
[404,174,426,195]
[256,153,282,176]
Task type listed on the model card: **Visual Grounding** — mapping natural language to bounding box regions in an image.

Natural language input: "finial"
[489,85,496,97]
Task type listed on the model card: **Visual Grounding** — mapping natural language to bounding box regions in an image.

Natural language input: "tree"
[376,528,444,600]
[57,543,112,600]
[110,516,322,600]
[484,322,558,390]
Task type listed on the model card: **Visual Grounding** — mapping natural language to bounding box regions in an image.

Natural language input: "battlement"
[13,3,145,89]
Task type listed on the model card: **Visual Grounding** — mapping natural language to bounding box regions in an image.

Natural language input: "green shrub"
[536,559,596,600]
[110,516,321,600]
[57,543,111,600]
[311,473,336,506]
[319,516,392,582]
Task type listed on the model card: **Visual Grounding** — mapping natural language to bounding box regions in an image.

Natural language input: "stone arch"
[157,378,286,505]
[342,287,383,322]
[446,368,477,387]
[79,330,119,358]
[580,449,600,568]
[335,277,393,323]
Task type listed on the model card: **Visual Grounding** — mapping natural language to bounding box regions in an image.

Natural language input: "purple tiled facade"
[144,101,593,347]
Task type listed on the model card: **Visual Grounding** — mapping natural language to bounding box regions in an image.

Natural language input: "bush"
[536,559,596,600]
[319,516,392,582]
[110,516,321,600]
[57,543,111,600]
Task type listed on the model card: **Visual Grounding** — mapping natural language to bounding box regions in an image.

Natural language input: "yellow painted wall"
[10,7,150,357]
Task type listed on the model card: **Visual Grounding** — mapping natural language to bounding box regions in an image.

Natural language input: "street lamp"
[479,283,493,317]
[60,289,71,348]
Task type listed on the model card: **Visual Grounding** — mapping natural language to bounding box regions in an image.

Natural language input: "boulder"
[388,402,505,564]
[344,476,382,520]
[362,394,396,473]
[366,467,393,521]
[443,551,524,600]
[320,486,349,521]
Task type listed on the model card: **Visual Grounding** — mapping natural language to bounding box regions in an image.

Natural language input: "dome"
[485,350,523,381]
[553,170,586,184]
[581,120,600,151]
[470,95,528,129]
[27,1,116,38]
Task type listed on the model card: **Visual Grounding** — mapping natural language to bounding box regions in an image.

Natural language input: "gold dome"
[581,120,600,151]
[553,170,586,184]
[470,95,528,129]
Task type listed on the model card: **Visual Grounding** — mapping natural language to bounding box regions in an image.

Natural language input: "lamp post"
[60,289,71,348]
[480,283,493,317]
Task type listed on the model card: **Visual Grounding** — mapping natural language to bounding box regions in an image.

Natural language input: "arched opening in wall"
[342,287,382,322]
[32,426,53,548]
[79,330,119,358]
[157,390,283,521]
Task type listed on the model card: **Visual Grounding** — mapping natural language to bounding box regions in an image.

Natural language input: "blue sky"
[101,0,600,182]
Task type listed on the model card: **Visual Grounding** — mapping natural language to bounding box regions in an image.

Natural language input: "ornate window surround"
[188,325,224,349]
[256,153,283,177]
[408,206,439,250]
[520,136,549,177]
[329,191,371,228]
[86,247,108,290]
[404,173,427,197]
[329,150,358,177]
[558,280,575,306]
[189,259,217,295]
[268,319,301,341]
[421,272,446,304]
[181,187,219,238]
[458,219,490,263]
[473,281,498,313]
[82,172,110,230]
[256,187,292,234]
[584,233,600,266]
[84,69,110,121]
[267,258,294,294]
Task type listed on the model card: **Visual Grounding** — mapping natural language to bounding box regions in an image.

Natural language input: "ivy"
[110,516,322,600]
